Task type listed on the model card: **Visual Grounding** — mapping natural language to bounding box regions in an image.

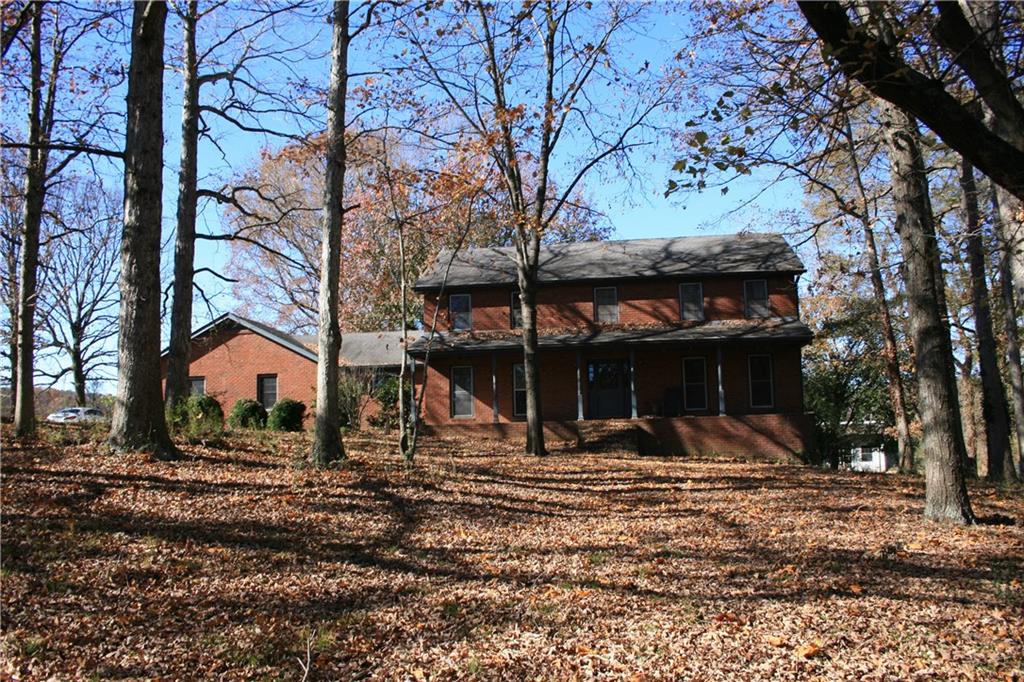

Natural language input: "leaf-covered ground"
[2,427,1023,681]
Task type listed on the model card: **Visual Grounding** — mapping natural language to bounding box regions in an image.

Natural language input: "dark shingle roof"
[407,318,813,355]
[169,313,407,368]
[413,233,804,291]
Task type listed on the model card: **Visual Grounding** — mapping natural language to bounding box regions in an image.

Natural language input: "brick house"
[163,313,406,423]
[407,233,814,458]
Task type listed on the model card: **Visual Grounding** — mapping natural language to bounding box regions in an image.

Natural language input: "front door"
[588,360,630,419]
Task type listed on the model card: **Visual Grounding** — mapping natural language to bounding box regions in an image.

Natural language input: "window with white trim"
[513,363,527,416]
[679,282,704,321]
[450,365,474,417]
[449,293,472,331]
[744,279,770,318]
[594,286,619,323]
[682,357,708,411]
[748,354,773,408]
[257,374,278,409]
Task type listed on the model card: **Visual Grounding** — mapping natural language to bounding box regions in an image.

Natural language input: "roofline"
[412,268,806,293]
[161,312,319,363]
[408,328,813,356]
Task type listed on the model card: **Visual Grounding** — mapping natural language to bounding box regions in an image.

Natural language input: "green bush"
[169,394,224,440]
[267,398,306,432]
[228,398,267,429]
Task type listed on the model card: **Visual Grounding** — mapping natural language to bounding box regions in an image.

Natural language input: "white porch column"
[491,352,499,423]
[629,348,638,419]
[576,351,584,420]
[716,345,726,415]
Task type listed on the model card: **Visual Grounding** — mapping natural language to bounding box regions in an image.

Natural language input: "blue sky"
[21,2,808,397]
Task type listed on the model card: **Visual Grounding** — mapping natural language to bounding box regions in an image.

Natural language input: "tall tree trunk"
[311,0,348,466]
[518,229,546,456]
[397,218,410,459]
[108,0,177,459]
[840,115,914,471]
[164,0,199,412]
[992,190,1024,479]
[13,4,44,437]
[961,158,1016,482]
[71,338,86,406]
[878,100,973,523]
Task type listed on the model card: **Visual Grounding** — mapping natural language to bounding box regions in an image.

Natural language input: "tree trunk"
[518,233,546,457]
[397,218,410,459]
[992,190,1024,479]
[164,0,199,412]
[13,4,44,438]
[841,115,914,472]
[108,0,177,459]
[865,225,914,471]
[71,338,86,406]
[311,0,348,467]
[878,100,973,523]
[961,158,1016,481]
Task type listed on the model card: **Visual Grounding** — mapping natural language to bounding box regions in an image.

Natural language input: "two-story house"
[407,233,814,458]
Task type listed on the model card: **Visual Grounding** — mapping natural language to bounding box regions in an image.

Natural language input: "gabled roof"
[407,318,813,355]
[166,313,408,368]
[413,233,805,291]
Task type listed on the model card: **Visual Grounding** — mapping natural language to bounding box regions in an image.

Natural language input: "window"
[513,363,527,416]
[510,291,523,329]
[450,365,474,417]
[594,286,619,324]
[449,293,472,331]
[860,447,874,463]
[682,357,707,411]
[86,409,102,417]
[744,279,770,318]
[748,355,773,408]
[189,376,206,396]
[679,282,704,321]
[257,374,278,409]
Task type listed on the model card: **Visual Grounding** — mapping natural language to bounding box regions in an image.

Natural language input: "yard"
[2,428,1022,681]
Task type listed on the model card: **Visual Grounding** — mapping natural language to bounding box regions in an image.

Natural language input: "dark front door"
[588,360,630,419]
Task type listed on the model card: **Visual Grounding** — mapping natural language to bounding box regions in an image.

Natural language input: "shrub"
[338,368,374,429]
[170,394,224,440]
[267,398,306,432]
[367,374,409,433]
[228,398,267,429]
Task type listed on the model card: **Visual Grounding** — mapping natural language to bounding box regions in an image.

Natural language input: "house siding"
[422,274,799,332]
[164,327,317,417]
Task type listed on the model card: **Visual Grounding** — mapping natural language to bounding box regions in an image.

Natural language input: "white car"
[46,407,105,424]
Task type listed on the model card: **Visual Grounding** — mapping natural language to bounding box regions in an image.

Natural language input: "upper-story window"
[449,293,472,331]
[679,282,704,321]
[594,286,619,324]
[510,291,523,329]
[744,279,770,318]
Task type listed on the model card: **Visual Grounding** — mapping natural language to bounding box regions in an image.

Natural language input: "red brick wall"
[168,327,317,417]
[421,274,799,332]
[419,412,812,460]
[417,344,803,426]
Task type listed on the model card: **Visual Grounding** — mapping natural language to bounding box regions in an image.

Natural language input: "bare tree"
[108,0,176,458]
[2,1,122,435]
[403,0,679,455]
[37,176,119,406]
[163,0,320,410]
[959,158,1016,482]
